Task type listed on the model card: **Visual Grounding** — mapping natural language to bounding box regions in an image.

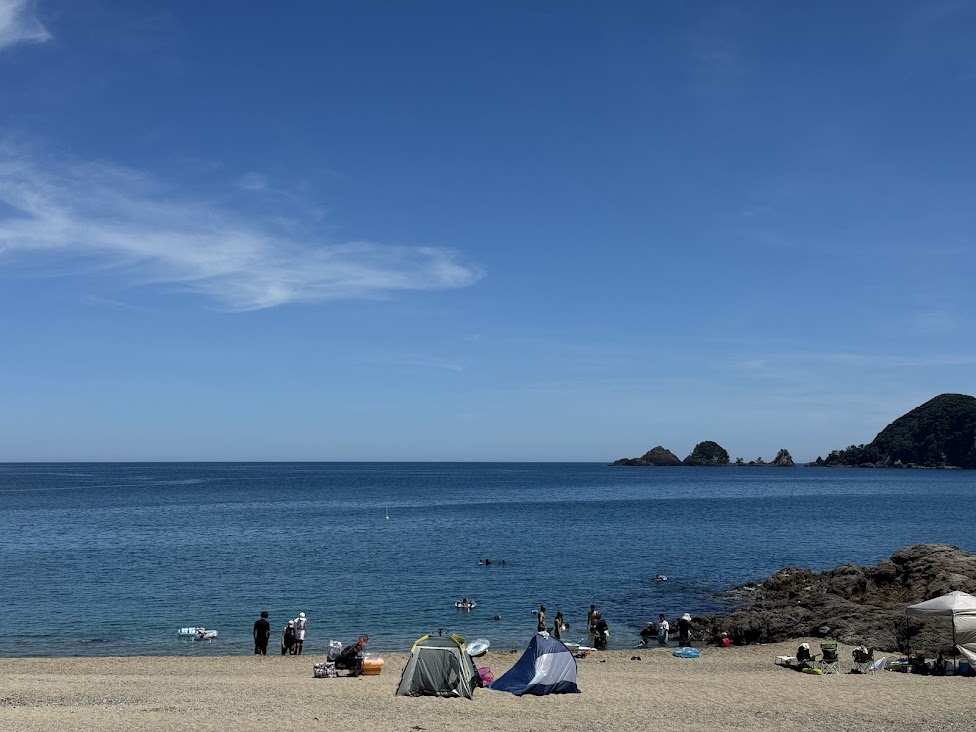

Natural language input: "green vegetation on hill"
[813,393,976,468]
[682,440,730,466]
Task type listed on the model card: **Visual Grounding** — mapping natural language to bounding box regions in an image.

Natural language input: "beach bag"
[313,662,337,678]
[327,640,342,661]
[478,666,494,685]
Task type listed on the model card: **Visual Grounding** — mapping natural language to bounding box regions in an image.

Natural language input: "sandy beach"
[2,639,972,732]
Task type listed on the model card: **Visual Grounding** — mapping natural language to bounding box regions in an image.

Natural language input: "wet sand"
[1,639,972,731]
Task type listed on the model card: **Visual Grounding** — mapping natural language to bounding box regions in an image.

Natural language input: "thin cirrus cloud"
[0,0,50,50]
[0,148,483,310]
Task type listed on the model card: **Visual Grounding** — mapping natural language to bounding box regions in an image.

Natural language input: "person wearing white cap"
[293,612,308,655]
[678,613,693,647]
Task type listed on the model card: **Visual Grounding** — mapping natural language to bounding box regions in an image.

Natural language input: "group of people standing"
[251,611,308,656]
[533,603,607,647]
[639,612,694,647]
[534,605,569,640]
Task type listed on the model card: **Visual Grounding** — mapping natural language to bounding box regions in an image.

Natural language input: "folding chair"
[852,646,874,674]
[818,642,840,674]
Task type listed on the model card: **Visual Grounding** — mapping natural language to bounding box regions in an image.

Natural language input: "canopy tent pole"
[952,621,957,674]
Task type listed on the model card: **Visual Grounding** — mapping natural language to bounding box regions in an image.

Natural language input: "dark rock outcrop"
[612,445,681,467]
[682,441,730,466]
[706,544,976,653]
[770,449,795,467]
[810,393,976,468]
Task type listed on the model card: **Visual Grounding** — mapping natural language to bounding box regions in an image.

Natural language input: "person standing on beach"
[253,611,270,655]
[677,612,692,647]
[281,620,297,655]
[553,610,564,640]
[592,612,609,649]
[657,613,669,645]
[536,605,547,633]
[587,604,598,637]
[293,612,307,655]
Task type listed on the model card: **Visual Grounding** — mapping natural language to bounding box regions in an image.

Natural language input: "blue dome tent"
[489,633,580,696]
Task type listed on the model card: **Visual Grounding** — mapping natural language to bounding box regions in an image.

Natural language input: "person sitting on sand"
[795,642,813,669]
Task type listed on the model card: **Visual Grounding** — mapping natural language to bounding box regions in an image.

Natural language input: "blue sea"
[1,463,974,658]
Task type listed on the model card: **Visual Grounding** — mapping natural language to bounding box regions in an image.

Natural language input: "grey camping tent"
[906,590,976,666]
[395,634,481,698]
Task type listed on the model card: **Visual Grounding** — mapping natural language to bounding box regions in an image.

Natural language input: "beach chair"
[817,642,839,674]
[852,646,874,674]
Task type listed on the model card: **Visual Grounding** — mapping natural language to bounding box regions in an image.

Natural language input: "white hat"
[681,613,692,621]
[299,612,306,618]
[288,620,295,626]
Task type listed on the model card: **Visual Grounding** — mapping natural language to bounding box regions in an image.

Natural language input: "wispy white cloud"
[237,171,268,191]
[0,0,50,50]
[0,146,483,310]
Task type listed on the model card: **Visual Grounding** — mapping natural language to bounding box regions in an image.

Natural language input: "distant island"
[613,442,795,467]
[613,393,976,470]
[809,393,976,469]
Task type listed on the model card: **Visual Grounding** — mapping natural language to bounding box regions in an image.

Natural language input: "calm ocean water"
[1,463,974,658]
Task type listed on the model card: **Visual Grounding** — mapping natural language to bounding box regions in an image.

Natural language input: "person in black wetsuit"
[253,611,270,655]
[281,621,297,655]
[592,612,609,649]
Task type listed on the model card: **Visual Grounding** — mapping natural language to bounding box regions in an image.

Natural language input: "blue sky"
[1,0,974,461]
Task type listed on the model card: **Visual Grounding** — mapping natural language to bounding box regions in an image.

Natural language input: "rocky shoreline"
[697,544,976,654]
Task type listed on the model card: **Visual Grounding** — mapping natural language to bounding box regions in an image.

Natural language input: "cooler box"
[362,656,384,676]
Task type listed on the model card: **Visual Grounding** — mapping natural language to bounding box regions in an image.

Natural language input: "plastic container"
[959,660,971,676]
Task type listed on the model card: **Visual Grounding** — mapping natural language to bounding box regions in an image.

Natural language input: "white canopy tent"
[905,591,976,667]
